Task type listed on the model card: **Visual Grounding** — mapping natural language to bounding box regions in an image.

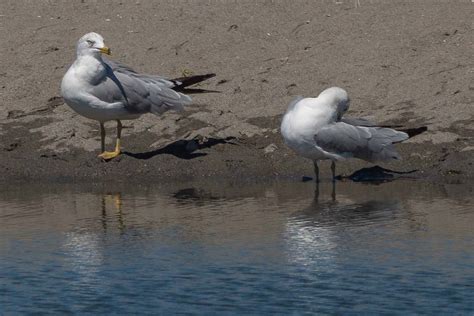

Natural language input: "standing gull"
[61,32,215,160]
[281,87,415,182]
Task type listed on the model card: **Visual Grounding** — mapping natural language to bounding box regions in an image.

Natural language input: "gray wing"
[314,122,409,162]
[103,57,138,75]
[341,117,377,127]
[104,57,183,88]
[342,116,405,128]
[89,60,192,115]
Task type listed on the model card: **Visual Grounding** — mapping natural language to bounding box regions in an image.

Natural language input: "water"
[1,180,473,314]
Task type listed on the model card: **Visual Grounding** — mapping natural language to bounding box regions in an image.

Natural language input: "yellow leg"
[113,193,122,210]
[98,120,122,160]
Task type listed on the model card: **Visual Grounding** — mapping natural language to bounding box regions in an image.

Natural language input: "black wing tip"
[177,88,221,94]
[402,126,428,138]
[172,73,217,93]
[171,73,217,88]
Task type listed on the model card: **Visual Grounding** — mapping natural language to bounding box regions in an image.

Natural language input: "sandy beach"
[0,0,473,183]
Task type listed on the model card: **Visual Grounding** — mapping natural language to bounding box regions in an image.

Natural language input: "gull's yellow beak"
[99,46,111,55]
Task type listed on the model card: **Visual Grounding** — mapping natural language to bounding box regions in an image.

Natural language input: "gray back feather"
[314,122,409,162]
[103,57,138,75]
[92,58,191,115]
[341,117,377,127]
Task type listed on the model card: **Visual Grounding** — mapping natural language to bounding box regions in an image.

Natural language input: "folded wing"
[89,59,192,115]
[314,122,408,162]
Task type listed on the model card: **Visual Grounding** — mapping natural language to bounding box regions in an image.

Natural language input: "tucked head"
[318,87,350,114]
[76,32,111,57]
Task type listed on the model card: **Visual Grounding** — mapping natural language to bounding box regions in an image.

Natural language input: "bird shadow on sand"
[336,166,418,182]
[123,137,236,160]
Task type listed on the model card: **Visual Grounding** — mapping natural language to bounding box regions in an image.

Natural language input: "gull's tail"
[369,126,427,161]
[171,73,218,94]
[149,73,217,115]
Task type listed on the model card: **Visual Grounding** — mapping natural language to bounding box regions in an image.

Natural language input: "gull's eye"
[86,40,94,47]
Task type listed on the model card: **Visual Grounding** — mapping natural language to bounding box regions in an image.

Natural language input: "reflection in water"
[63,231,103,287]
[172,188,223,206]
[300,186,399,229]
[314,180,336,202]
[0,180,473,314]
[101,192,125,231]
[285,183,400,271]
[62,193,124,291]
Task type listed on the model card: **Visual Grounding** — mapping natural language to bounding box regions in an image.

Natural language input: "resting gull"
[61,32,215,160]
[281,87,423,182]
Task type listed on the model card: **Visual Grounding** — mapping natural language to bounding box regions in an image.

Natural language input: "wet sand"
[0,1,473,183]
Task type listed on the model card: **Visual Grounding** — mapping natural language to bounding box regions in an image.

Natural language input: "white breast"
[61,57,140,122]
[281,98,335,160]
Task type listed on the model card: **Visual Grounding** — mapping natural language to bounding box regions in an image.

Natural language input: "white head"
[317,87,350,114]
[76,32,111,58]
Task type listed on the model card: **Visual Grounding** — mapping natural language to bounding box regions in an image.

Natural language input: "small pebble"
[264,143,277,154]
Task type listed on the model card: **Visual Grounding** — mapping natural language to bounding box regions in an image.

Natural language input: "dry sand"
[0,0,473,183]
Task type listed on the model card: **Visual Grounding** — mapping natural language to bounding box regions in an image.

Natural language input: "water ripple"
[0,180,473,314]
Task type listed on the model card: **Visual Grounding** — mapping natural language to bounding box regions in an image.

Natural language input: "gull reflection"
[62,192,124,287]
[63,231,103,284]
[284,182,399,269]
[101,192,125,232]
[314,181,336,202]
[172,188,223,206]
